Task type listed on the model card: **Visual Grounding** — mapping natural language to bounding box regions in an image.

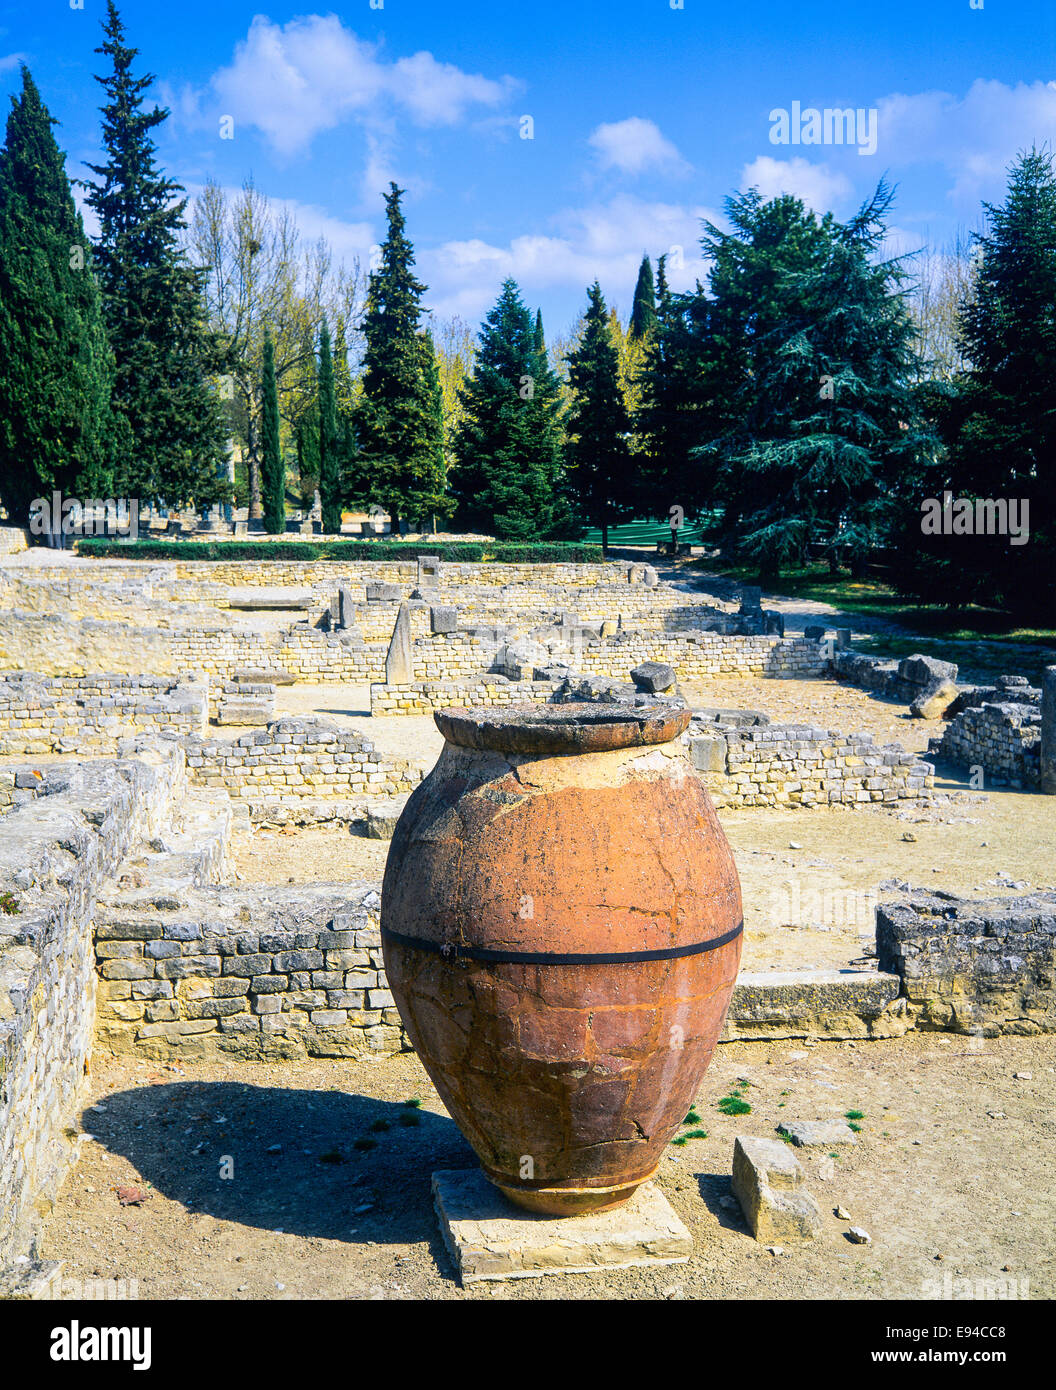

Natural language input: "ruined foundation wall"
[0,744,184,1270]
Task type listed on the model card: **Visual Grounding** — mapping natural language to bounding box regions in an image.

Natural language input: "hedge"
[74,537,607,564]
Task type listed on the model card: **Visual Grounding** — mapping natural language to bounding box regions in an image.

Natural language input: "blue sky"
[3,0,1056,335]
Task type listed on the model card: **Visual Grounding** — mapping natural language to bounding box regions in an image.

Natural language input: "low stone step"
[724,968,906,1042]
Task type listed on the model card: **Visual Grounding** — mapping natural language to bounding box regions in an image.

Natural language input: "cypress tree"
[357,183,446,531]
[452,278,569,539]
[629,253,657,341]
[317,321,342,534]
[83,1,228,510]
[260,332,285,534]
[565,282,633,551]
[296,408,320,513]
[534,308,546,356]
[0,67,121,539]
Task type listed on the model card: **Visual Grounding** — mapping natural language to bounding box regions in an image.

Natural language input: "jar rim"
[434,701,691,754]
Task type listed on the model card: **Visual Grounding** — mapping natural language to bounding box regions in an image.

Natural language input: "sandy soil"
[38,1033,1055,1300]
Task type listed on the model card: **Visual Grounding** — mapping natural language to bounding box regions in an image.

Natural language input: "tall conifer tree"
[565,282,633,551]
[317,321,341,534]
[260,332,285,534]
[356,183,446,531]
[629,254,657,341]
[84,1,227,509]
[452,279,569,538]
[0,67,121,536]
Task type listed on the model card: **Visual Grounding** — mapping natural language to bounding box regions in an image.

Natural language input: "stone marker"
[765,611,785,637]
[804,624,828,641]
[777,1119,859,1147]
[836,628,852,651]
[628,563,659,588]
[385,602,413,684]
[430,605,458,635]
[432,1169,692,1283]
[1042,666,1056,794]
[731,1136,821,1243]
[417,554,441,588]
[631,661,677,694]
[338,586,356,630]
[690,734,727,773]
[740,584,762,610]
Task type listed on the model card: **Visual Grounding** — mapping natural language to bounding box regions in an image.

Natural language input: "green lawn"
[700,560,1056,682]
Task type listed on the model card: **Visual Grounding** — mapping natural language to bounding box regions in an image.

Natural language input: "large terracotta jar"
[381,702,742,1215]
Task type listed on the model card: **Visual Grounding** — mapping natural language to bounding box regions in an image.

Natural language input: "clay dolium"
[381,702,743,1215]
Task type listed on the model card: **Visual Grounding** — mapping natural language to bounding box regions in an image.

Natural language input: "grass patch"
[75,537,605,564]
[397,1112,420,1127]
[699,558,1056,675]
[718,1096,752,1116]
[0,891,20,915]
[671,1128,709,1146]
[368,1118,390,1133]
[318,1149,345,1165]
[845,1109,865,1121]
[352,1137,378,1152]
[684,1108,702,1126]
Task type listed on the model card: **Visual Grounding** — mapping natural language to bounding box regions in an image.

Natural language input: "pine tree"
[317,321,342,534]
[83,1,228,510]
[260,332,285,534]
[357,183,446,531]
[452,279,569,539]
[633,256,722,523]
[565,282,633,551]
[0,67,121,538]
[698,185,924,580]
[629,254,657,341]
[911,148,1056,618]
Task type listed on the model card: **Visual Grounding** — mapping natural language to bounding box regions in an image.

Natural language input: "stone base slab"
[432,1169,691,1283]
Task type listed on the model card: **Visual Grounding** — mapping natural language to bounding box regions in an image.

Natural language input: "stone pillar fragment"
[385,603,414,684]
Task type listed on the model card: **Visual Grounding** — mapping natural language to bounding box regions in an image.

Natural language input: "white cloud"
[876,79,1056,204]
[422,195,717,319]
[588,117,689,176]
[740,155,852,212]
[0,52,26,74]
[183,14,515,158]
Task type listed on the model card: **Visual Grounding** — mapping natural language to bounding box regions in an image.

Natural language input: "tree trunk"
[601,520,609,554]
[389,509,401,536]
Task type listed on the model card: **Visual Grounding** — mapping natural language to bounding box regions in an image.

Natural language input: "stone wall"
[94,884,406,1061]
[691,723,934,808]
[182,717,423,821]
[929,701,1042,788]
[577,633,829,681]
[0,673,207,754]
[876,891,1056,1034]
[370,676,559,715]
[0,743,183,1272]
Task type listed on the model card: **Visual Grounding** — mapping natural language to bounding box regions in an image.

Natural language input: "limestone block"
[909,679,960,720]
[433,1170,691,1283]
[731,1136,821,1243]
[777,1119,859,1147]
[631,661,677,694]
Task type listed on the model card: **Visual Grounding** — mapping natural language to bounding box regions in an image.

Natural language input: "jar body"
[381,707,742,1215]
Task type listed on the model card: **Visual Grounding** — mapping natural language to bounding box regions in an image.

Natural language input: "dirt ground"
[38,1033,1055,1300]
